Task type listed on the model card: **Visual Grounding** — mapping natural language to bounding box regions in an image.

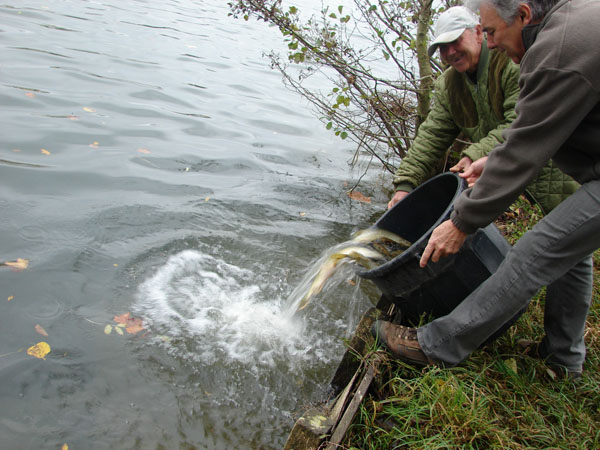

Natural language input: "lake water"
[0,1,389,448]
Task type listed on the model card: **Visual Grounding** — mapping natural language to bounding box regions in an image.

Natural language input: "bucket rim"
[358,172,465,279]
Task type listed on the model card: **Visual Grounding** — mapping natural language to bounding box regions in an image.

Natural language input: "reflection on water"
[0,0,385,448]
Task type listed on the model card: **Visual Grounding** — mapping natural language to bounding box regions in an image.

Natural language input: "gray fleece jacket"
[452,0,600,234]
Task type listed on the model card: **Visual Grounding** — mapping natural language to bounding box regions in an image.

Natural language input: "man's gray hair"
[464,0,559,23]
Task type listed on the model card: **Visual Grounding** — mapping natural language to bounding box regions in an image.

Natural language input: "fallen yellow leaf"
[25,92,35,98]
[137,148,151,154]
[41,149,51,156]
[27,342,51,360]
[204,196,210,202]
[62,443,69,450]
[89,141,99,148]
[8,295,14,302]
[104,324,113,335]
[3,258,29,270]
[115,326,124,336]
[83,107,96,112]
[35,324,49,337]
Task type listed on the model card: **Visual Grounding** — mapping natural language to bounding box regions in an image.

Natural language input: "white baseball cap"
[428,6,480,57]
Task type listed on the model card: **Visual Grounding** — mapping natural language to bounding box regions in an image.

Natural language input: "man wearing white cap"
[388,6,576,214]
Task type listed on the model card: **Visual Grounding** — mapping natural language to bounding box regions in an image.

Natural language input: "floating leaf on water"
[27,342,50,360]
[113,312,145,334]
[89,141,99,148]
[8,295,14,302]
[41,149,51,155]
[62,443,69,450]
[126,324,144,334]
[115,326,124,336]
[83,107,95,112]
[2,258,29,270]
[347,190,371,203]
[126,317,143,334]
[114,312,130,324]
[25,92,35,98]
[300,212,306,216]
[309,415,328,427]
[104,324,113,335]
[35,324,48,337]
[137,148,151,154]
[204,196,210,202]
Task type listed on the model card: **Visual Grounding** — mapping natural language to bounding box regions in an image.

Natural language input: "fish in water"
[296,245,385,311]
[296,227,412,311]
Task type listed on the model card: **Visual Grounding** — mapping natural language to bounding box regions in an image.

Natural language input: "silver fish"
[297,245,385,311]
[351,227,412,249]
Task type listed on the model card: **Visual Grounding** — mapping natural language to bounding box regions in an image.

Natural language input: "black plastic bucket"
[358,172,511,322]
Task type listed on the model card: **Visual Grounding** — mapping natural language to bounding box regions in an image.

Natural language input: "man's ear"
[474,23,484,42]
[517,3,534,25]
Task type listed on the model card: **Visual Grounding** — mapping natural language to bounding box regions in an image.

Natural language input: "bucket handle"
[414,254,436,276]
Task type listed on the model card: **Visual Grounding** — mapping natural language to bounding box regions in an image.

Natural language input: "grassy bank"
[344,198,600,449]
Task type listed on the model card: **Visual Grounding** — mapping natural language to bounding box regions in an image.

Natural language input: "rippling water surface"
[0,1,387,448]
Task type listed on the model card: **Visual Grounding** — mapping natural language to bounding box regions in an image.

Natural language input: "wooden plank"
[325,359,380,449]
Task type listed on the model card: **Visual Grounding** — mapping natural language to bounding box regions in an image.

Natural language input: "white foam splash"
[133,250,334,370]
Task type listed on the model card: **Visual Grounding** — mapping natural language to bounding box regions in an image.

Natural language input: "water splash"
[134,227,409,371]
[134,250,318,370]
[131,245,378,447]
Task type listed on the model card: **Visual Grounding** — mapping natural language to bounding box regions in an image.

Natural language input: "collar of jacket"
[473,41,490,83]
[522,0,570,51]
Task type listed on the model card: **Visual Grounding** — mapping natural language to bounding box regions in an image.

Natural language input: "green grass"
[342,197,600,449]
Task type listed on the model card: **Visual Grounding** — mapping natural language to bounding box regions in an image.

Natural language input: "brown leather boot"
[371,320,434,367]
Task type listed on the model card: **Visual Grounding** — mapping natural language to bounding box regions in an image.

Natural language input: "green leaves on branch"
[334,95,350,108]
[326,121,349,140]
[228,0,440,170]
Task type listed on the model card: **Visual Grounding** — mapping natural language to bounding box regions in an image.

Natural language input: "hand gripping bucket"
[358,172,512,322]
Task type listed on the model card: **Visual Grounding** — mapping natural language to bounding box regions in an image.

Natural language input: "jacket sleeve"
[451,67,598,234]
[461,61,520,161]
[392,74,460,191]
